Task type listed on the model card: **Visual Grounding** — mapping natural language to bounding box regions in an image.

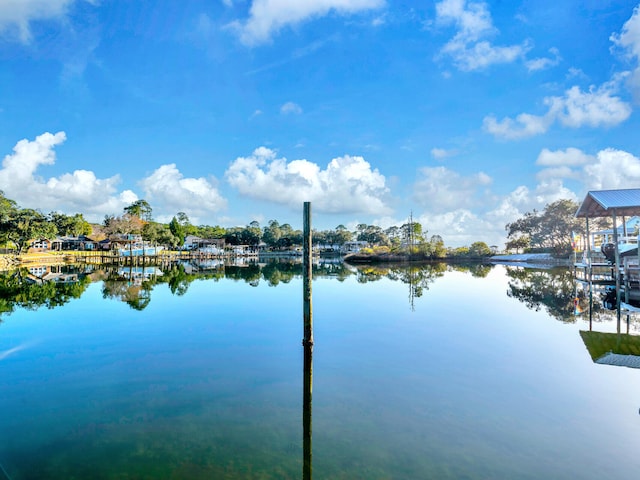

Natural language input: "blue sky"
[1,0,639,247]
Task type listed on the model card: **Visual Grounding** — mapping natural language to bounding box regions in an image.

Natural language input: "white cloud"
[525,47,561,72]
[229,0,385,46]
[0,132,137,220]
[582,148,640,191]
[535,147,593,182]
[610,5,640,102]
[405,143,640,248]
[406,158,585,247]
[431,147,458,159]
[536,147,593,167]
[549,82,632,128]
[408,144,640,247]
[532,146,640,193]
[280,101,302,115]
[483,112,551,140]
[435,0,529,71]
[484,82,631,139]
[412,166,492,213]
[225,147,392,215]
[0,0,82,43]
[139,164,227,223]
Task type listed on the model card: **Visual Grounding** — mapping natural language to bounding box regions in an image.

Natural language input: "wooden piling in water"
[303,201,313,346]
[302,201,313,479]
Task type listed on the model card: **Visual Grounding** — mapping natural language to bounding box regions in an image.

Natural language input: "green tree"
[505,236,529,254]
[124,199,153,221]
[0,190,17,223]
[469,241,492,257]
[262,220,282,248]
[0,191,18,247]
[3,209,57,253]
[169,216,185,246]
[506,199,583,256]
[49,212,92,237]
[142,221,169,245]
[196,224,226,239]
[334,225,352,245]
[357,225,389,246]
[429,235,446,258]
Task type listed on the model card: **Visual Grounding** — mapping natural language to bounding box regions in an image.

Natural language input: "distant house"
[341,241,369,254]
[184,235,225,252]
[51,235,98,251]
[102,234,144,251]
[229,244,258,255]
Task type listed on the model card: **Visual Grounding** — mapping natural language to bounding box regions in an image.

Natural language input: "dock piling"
[303,202,313,346]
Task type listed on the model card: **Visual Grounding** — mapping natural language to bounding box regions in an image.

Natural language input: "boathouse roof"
[575,188,640,218]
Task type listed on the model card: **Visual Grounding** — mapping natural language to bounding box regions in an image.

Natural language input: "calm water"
[0,261,639,479]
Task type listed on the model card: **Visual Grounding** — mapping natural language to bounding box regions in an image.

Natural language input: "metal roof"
[575,188,640,218]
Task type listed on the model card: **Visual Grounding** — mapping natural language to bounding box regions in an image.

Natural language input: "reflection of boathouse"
[580,331,640,369]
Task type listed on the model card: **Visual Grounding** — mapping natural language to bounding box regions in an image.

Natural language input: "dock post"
[303,201,313,346]
[302,201,313,480]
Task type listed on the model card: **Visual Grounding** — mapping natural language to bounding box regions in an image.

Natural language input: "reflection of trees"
[101,270,154,310]
[352,263,447,309]
[505,267,587,323]
[449,263,494,278]
[0,261,377,314]
[0,268,91,319]
[261,261,297,286]
[225,264,263,284]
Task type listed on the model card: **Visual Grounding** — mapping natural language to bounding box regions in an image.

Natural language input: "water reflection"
[1,261,460,315]
[505,266,593,323]
[3,262,640,478]
[8,261,636,321]
[0,265,92,318]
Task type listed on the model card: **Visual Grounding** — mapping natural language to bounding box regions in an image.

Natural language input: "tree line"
[1,190,594,257]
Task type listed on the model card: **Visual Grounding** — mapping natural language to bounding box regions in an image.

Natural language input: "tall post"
[302,201,314,479]
[303,202,313,346]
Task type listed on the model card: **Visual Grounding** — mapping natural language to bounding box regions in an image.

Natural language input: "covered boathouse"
[575,188,640,311]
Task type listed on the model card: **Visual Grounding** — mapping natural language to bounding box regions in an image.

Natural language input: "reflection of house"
[117,266,163,285]
[26,264,79,284]
[580,330,640,369]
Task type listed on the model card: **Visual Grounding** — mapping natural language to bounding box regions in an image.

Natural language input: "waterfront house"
[28,238,53,252]
[51,235,98,251]
[183,235,225,251]
[341,240,369,254]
